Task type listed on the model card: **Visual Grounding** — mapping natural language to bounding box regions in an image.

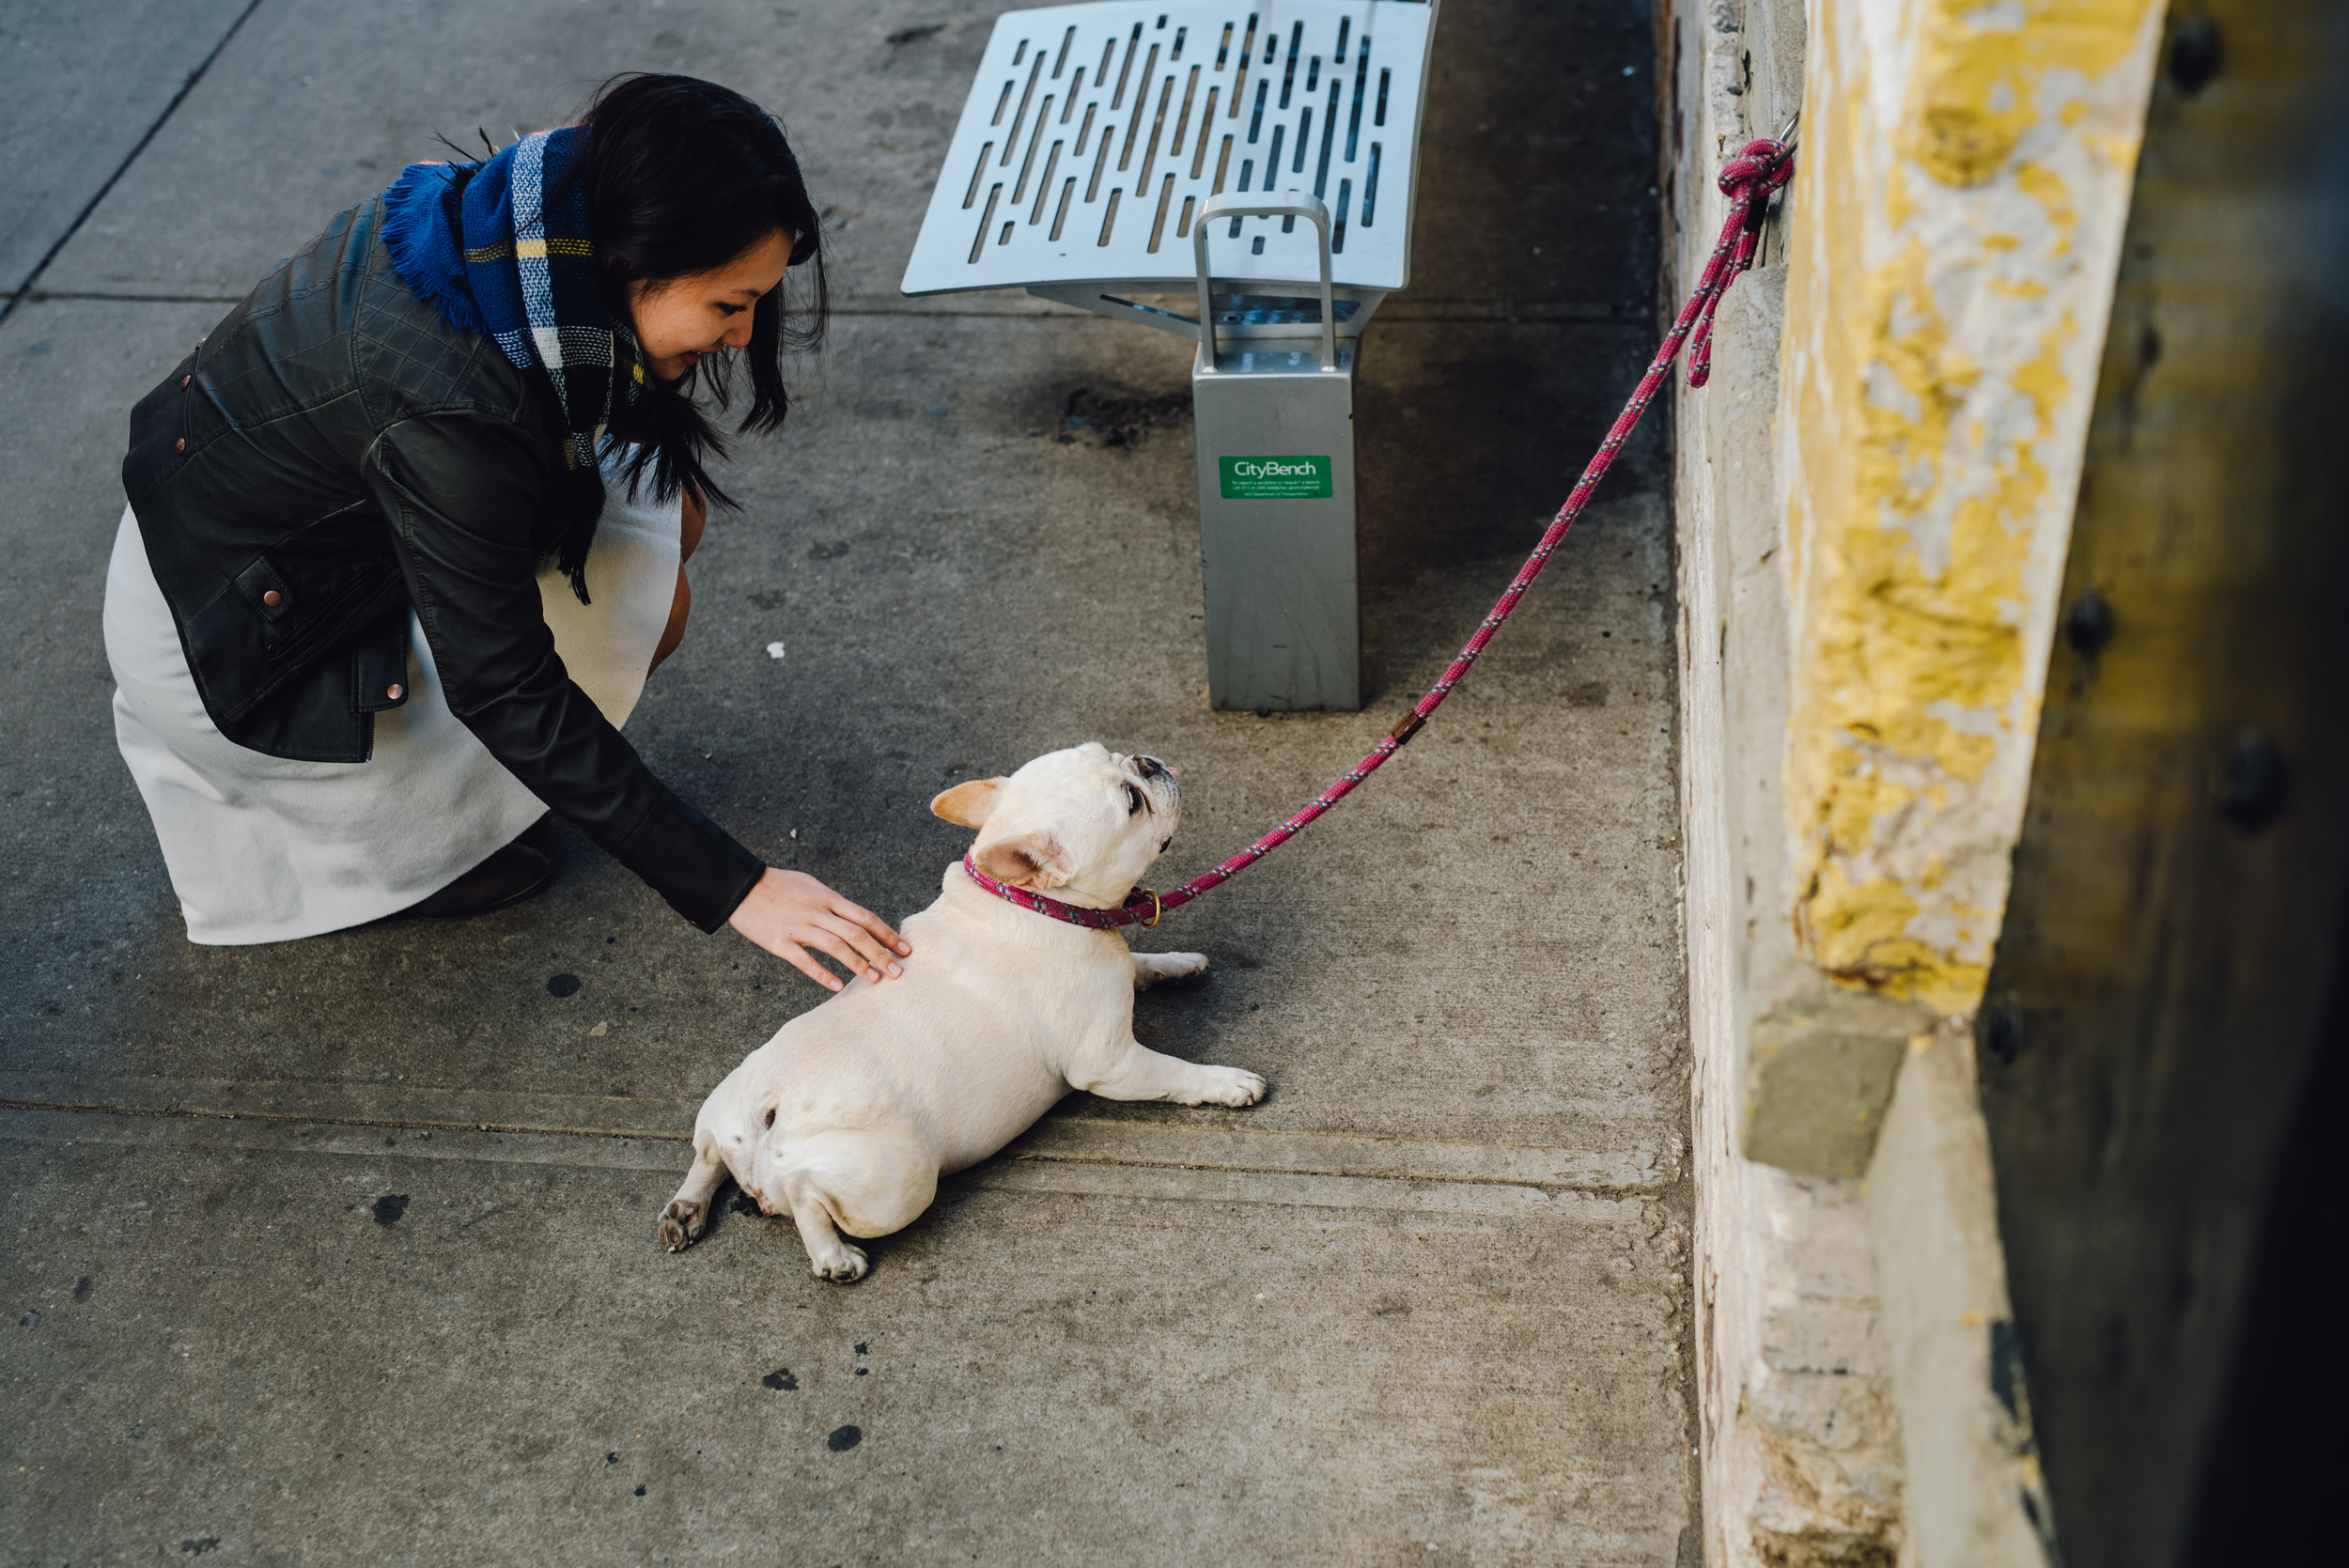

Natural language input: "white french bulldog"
[657,743,1266,1280]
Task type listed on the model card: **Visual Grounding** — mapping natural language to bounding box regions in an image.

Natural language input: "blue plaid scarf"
[380,127,646,602]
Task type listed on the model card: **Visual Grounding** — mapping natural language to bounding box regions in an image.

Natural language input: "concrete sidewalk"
[0,2,1691,1561]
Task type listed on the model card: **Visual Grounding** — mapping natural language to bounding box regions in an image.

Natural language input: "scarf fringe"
[379,164,487,339]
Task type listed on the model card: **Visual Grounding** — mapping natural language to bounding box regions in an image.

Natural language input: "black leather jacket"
[120,195,765,932]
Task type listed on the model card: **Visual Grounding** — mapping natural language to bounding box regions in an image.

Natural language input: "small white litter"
[765,641,787,660]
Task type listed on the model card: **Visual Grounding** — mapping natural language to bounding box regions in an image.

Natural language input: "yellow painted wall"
[1776,0,2165,1015]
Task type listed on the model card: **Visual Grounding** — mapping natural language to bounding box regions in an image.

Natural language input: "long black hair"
[578,72,829,512]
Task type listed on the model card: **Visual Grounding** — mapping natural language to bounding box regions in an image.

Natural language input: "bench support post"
[1191,193,1361,712]
[1192,341,1361,712]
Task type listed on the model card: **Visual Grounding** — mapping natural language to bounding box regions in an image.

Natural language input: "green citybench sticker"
[1220,455,1333,500]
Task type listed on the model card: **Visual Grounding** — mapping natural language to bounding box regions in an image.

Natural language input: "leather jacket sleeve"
[364,410,765,932]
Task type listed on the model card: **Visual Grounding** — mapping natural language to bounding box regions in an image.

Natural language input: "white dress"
[104,457,682,945]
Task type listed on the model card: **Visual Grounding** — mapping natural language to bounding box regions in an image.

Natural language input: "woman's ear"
[930,777,1006,829]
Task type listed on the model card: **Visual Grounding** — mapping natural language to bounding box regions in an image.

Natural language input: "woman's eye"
[715,302,747,317]
[1125,784,1144,815]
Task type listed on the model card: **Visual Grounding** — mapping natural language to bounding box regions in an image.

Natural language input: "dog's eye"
[1125,784,1144,816]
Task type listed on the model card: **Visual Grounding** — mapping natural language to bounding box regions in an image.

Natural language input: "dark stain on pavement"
[1054,386,1190,449]
[828,1425,863,1452]
[547,973,583,997]
[73,1276,92,1300]
[371,1194,409,1226]
[762,1367,798,1390]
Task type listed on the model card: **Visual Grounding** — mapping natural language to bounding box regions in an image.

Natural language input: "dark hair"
[578,72,828,510]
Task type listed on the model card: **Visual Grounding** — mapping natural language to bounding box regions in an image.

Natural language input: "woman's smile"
[626,226,792,380]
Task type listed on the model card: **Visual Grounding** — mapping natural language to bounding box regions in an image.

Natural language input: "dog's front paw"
[1133,952,1210,989]
[1185,1065,1267,1107]
[657,1200,706,1252]
[809,1242,869,1283]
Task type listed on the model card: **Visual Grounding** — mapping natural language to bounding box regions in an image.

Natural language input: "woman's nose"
[721,317,754,349]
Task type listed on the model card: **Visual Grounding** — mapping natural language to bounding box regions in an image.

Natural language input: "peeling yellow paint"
[1903,1,2157,188]
[2016,162,2077,256]
[2012,310,2077,417]
[1801,865,1989,1012]
[1778,0,2164,1015]
[1885,161,1918,231]
[2081,132,2144,174]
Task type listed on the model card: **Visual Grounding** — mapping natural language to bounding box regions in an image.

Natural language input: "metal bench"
[901,2,1440,711]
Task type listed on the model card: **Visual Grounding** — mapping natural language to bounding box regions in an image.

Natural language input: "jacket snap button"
[261,589,283,608]
[175,438,186,453]
[385,683,405,702]
[179,376,191,389]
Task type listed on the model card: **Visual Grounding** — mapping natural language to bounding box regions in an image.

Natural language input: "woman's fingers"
[811,912,901,978]
[777,941,848,993]
[823,892,910,958]
[803,922,886,984]
[727,867,912,990]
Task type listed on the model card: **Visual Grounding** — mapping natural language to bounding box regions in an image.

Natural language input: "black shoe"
[407,845,553,918]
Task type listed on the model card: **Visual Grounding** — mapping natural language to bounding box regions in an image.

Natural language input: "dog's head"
[931,743,1182,908]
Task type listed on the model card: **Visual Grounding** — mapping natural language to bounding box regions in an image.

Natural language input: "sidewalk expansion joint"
[0,1073,1674,1199]
[0,1095,686,1144]
[0,0,270,321]
[1003,1148,1657,1197]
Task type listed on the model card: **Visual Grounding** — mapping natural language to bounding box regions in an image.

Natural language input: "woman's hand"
[727,868,910,991]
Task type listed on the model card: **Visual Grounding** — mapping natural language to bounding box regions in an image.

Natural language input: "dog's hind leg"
[1075,1038,1267,1107]
[778,1171,870,1282]
[657,1141,727,1252]
[771,1132,939,1283]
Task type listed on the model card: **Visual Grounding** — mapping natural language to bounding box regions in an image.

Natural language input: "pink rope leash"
[966,137,1797,930]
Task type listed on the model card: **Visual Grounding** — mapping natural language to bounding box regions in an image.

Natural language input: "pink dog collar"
[959,854,1164,930]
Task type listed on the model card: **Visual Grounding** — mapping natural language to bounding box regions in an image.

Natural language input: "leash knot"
[1717,136,1794,206]
[1687,137,1794,388]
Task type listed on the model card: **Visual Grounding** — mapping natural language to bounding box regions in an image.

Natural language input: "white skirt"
[105,459,682,945]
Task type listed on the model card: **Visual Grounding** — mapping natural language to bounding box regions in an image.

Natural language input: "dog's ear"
[931,777,1007,828]
[974,831,1072,890]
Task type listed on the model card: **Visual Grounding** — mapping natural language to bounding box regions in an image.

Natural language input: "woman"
[105,73,907,994]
